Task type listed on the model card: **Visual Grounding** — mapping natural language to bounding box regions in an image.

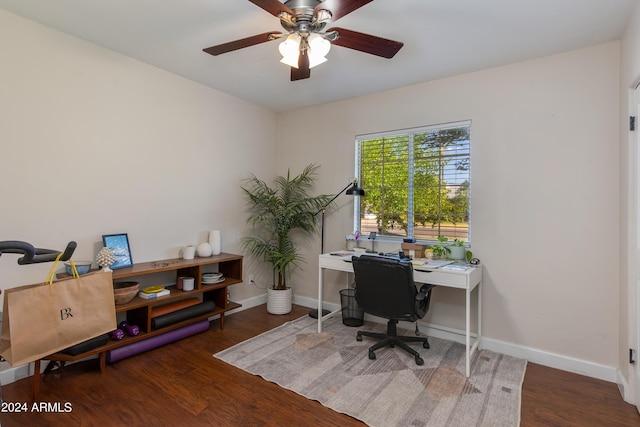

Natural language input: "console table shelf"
[33,252,243,400]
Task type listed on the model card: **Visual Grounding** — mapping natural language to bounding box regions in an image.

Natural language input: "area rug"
[214,315,527,427]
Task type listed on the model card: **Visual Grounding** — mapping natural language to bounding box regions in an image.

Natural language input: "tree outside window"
[356,121,471,242]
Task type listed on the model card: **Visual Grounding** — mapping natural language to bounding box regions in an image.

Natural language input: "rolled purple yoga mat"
[106,320,210,364]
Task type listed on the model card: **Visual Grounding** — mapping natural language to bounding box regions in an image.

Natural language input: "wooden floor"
[1,304,639,426]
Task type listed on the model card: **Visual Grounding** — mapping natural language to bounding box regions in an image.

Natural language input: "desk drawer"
[319,256,354,272]
[413,269,467,288]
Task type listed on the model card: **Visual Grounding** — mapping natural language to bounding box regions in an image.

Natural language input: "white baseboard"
[419,320,616,383]
[0,361,31,387]
[294,295,339,314]
[481,336,617,383]
[228,293,268,314]
[617,369,633,404]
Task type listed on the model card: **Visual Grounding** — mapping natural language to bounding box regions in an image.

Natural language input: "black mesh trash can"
[340,288,364,327]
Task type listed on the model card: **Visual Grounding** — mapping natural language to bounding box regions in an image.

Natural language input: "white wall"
[278,42,621,371]
[0,10,277,304]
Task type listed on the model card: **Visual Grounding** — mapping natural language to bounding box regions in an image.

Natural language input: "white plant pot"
[267,287,293,315]
[448,246,466,261]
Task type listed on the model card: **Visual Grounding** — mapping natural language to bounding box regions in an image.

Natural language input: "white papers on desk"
[423,260,454,268]
[329,251,353,257]
[411,258,426,267]
[328,251,355,262]
[440,263,471,271]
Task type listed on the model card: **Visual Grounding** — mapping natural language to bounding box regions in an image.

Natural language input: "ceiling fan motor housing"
[280,0,329,35]
[284,0,322,14]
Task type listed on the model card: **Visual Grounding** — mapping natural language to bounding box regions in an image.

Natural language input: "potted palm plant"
[241,164,331,314]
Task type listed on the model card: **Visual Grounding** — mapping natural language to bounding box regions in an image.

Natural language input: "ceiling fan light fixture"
[308,54,327,68]
[279,33,301,68]
[307,33,331,68]
[204,0,404,81]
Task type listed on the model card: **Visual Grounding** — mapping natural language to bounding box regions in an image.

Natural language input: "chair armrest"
[415,284,435,301]
[414,284,435,318]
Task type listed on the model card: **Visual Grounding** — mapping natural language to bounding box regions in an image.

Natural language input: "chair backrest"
[352,255,418,321]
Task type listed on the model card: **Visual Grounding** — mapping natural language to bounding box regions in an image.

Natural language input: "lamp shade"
[346,182,365,196]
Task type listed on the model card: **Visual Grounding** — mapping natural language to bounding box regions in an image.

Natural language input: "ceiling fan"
[203,0,404,81]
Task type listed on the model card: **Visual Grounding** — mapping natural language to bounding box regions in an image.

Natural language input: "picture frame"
[102,233,133,269]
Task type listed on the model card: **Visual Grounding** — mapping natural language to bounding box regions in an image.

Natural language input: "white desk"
[318,252,483,377]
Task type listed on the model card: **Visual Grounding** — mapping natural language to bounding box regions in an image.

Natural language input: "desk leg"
[317,266,324,333]
[465,288,471,378]
[478,279,482,352]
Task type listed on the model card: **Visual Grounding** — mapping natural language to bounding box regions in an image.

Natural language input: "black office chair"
[352,255,435,365]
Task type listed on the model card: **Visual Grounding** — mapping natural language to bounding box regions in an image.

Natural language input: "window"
[355,121,471,242]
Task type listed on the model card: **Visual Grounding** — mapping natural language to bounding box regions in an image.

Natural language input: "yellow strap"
[68,258,79,278]
[45,253,63,284]
[45,253,79,284]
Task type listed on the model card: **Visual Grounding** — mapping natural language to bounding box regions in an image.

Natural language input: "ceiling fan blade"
[291,50,311,81]
[316,0,374,22]
[203,32,282,56]
[328,27,403,58]
[290,67,310,81]
[248,0,294,17]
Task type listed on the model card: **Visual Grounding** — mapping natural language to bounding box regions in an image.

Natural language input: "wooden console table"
[32,253,243,400]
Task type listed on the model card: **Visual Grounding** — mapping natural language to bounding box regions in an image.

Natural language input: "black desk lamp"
[309,178,365,319]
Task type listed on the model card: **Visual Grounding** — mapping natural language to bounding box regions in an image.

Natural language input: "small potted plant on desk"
[430,236,451,259]
[430,236,466,260]
[241,164,331,315]
[448,239,466,261]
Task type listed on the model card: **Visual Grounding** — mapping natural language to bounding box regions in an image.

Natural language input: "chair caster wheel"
[368,350,376,360]
[415,356,424,365]
[390,343,395,348]
[356,335,362,342]
[423,341,430,349]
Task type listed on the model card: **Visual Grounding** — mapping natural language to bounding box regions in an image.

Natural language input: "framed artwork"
[102,233,133,269]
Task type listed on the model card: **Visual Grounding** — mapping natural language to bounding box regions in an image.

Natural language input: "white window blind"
[355,121,471,242]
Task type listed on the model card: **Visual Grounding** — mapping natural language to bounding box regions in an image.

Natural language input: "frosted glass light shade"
[308,34,330,68]
[279,34,301,68]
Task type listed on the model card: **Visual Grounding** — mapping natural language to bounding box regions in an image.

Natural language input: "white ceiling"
[0,0,635,112]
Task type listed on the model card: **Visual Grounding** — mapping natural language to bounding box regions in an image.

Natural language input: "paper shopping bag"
[0,264,117,366]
